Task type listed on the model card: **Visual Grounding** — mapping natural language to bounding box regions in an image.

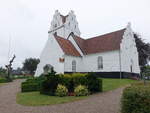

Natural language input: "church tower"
[48,10,81,38]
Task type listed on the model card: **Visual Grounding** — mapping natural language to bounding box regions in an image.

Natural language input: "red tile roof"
[73,28,126,55]
[55,35,81,56]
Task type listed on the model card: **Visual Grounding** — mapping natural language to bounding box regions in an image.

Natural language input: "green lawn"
[17,92,87,106]
[102,78,137,92]
[17,78,137,106]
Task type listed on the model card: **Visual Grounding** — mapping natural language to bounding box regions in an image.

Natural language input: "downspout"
[119,49,122,79]
[63,55,65,74]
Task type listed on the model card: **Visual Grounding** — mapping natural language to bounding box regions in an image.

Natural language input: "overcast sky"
[0,0,150,69]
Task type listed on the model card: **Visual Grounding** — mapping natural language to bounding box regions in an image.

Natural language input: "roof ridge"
[85,28,126,41]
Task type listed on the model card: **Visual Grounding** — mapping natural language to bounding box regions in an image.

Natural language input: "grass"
[17,78,137,106]
[17,92,87,106]
[102,78,137,92]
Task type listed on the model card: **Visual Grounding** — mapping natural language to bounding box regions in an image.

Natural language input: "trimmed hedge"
[121,84,150,113]
[40,71,59,96]
[72,73,88,87]
[87,73,102,93]
[21,82,39,92]
[58,74,74,92]
[0,77,7,83]
[21,76,46,92]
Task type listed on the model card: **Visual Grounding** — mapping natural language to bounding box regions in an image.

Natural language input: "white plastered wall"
[64,55,84,72]
[35,34,65,76]
[64,50,121,72]
[120,24,140,74]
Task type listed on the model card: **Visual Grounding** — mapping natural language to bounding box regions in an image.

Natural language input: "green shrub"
[0,77,7,83]
[87,73,102,93]
[13,75,30,79]
[58,73,87,92]
[58,73,102,93]
[55,84,68,97]
[21,82,39,92]
[40,70,59,96]
[72,73,87,87]
[58,74,74,92]
[26,76,45,83]
[121,85,150,113]
[21,76,46,92]
[74,85,89,96]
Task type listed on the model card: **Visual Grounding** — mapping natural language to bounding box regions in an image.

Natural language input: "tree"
[5,55,16,82]
[142,65,150,85]
[134,33,150,72]
[22,58,40,75]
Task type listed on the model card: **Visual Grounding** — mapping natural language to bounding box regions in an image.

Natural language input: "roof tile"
[73,28,126,55]
[55,35,81,56]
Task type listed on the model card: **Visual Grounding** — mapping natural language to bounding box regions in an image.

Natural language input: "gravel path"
[0,79,123,113]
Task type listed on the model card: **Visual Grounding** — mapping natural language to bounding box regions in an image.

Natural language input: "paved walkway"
[0,79,123,113]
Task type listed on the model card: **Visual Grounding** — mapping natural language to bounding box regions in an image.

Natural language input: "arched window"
[130,59,133,72]
[98,56,103,70]
[72,60,76,72]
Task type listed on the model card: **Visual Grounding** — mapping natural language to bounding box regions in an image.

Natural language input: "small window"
[68,22,70,26]
[72,60,76,72]
[98,56,103,70]
[75,25,76,29]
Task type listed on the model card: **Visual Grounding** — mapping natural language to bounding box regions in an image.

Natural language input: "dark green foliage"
[0,77,8,83]
[97,78,103,92]
[21,82,39,92]
[40,69,59,96]
[72,73,88,87]
[22,58,40,75]
[0,67,6,76]
[121,84,150,113]
[58,74,74,92]
[21,76,46,92]
[13,75,30,79]
[87,73,102,93]
[134,33,150,72]
[58,73,102,93]
[143,65,150,77]
[58,73,88,92]
[26,76,46,83]
[21,71,102,95]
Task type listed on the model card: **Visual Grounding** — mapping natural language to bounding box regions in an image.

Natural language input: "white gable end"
[120,23,140,74]
[35,34,65,76]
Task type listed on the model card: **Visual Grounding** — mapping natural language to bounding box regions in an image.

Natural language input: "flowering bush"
[74,85,89,96]
[55,84,68,97]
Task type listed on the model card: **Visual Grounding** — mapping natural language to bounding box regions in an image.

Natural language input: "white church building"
[35,10,140,78]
